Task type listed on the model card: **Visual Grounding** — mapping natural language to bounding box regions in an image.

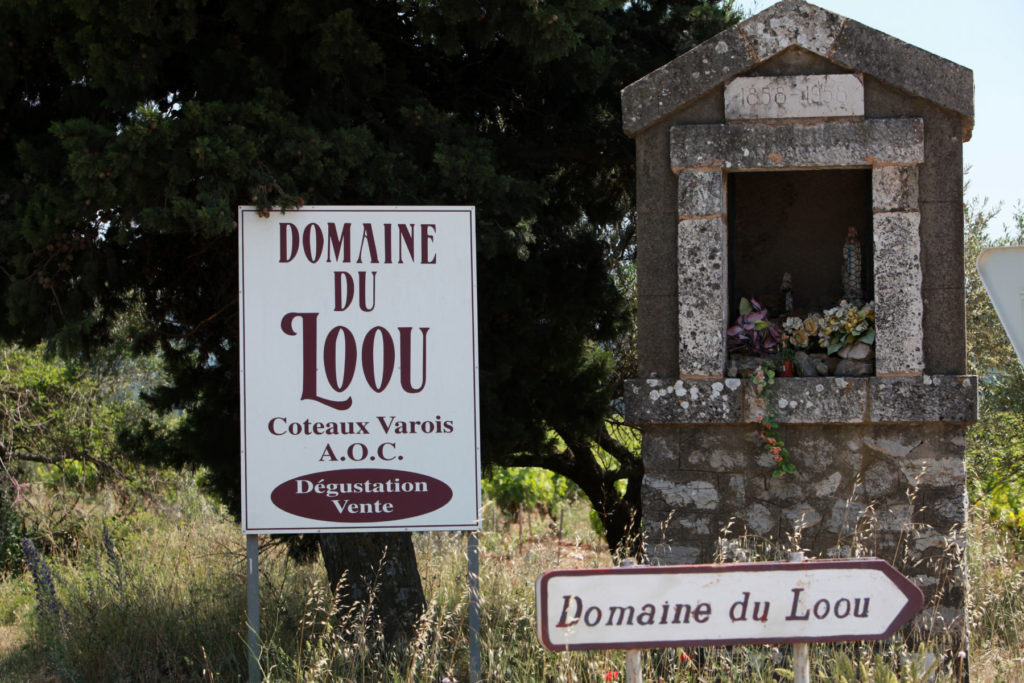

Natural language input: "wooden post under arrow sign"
[536,558,923,652]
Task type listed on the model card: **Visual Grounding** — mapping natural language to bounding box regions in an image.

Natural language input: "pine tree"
[0,0,737,638]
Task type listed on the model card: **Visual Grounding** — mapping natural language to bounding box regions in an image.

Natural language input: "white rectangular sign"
[536,559,922,651]
[978,246,1024,368]
[725,74,864,120]
[238,206,480,533]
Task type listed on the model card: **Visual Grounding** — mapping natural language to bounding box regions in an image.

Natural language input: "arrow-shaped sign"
[536,558,923,651]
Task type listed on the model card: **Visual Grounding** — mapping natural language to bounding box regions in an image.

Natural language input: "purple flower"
[21,539,64,626]
[727,298,781,355]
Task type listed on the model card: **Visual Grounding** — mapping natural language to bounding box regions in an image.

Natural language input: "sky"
[734,0,1024,231]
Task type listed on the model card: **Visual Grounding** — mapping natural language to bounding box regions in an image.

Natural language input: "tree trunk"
[508,430,645,560]
[317,532,425,644]
[564,441,644,560]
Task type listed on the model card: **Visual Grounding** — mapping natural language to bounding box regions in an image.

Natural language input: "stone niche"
[622,0,976,655]
[728,168,874,318]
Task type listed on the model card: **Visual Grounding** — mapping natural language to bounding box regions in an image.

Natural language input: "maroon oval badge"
[270,469,453,523]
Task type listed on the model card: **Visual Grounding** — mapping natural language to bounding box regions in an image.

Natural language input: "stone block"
[918,201,964,289]
[872,166,919,212]
[629,376,979,426]
[898,453,966,490]
[636,130,679,298]
[813,471,843,498]
[724,74,863,120]
[677,171,724,217]
[647,543,703,565]
[670,118,924,171]
[745,48,842,77]
[921,286,967,375]
[678,217,727,376]
[862,73,923,119]
[737,0,845,62]
[826,499,868,534]
[873,211,922,287]
[874,287,925,376]
[870,376,978,424]
[873,211,924,376]
[739,502,778,536]
[874,504,914,532]
[863,431,924,459]
[748,377,868,423]
[637,294,678,377]
[762,473,809,503]
[783,503,823,531]
[636,225,678,295]
[785,428,853,474]
[642,429,680,473]
[683,429,756,471]
[671,88,727,124]
[622,31,752,135]
[928,491,968,526]
[916,606,967,635]
[920,112,965,202]
[645,475,720,510]
[675,513,715,537]
[625,377,744,425]
[831,18,974,127]
[912,487,968,529]
[723,473,747,508]
[863,461,899,497]
[834,359,872,377]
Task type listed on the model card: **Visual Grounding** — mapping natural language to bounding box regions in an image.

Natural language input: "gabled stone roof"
[621,0,973,139]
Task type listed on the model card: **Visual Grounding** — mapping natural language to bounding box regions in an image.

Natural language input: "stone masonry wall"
[625,372,977,642]
[627,375,976,637]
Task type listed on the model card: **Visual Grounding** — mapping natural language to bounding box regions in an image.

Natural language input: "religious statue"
[780,271,793,314]
[842,226,863,304]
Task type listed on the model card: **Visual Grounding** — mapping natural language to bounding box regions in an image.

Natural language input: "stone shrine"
[622,0,976,653]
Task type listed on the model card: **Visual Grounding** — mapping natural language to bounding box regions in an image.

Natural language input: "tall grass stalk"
[2,469,1023,680]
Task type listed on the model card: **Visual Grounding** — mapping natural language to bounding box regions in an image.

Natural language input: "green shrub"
[482,465,578,519]
[0,476,27,574]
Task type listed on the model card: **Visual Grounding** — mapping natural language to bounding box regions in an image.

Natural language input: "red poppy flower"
[679,651,692,663]
[604,671,620,681]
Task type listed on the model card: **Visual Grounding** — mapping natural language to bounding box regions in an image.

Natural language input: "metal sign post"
[468,531,481,683]
[246,535,261,683]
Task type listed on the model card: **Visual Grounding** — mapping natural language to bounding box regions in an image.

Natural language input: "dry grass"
[0,470,1022,681]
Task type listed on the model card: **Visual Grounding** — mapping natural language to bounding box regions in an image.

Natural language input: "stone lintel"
[670,118,924,172]
[625,375,977,425]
